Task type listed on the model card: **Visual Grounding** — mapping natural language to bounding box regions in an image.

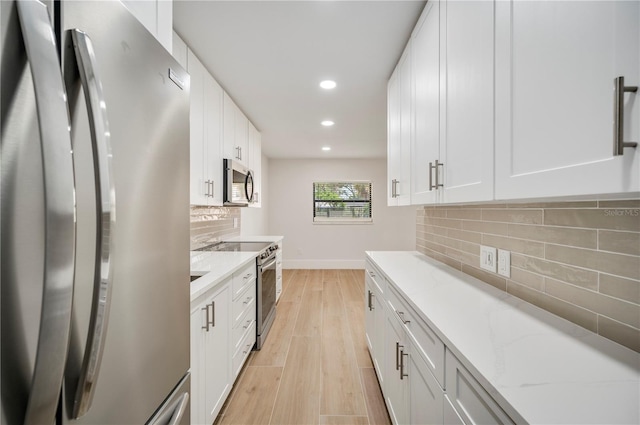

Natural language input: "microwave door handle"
[15,1,77,424]
[245,171,254,203]
[67,29,116,419]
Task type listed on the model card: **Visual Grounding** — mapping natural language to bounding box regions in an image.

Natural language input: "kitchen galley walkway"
[217,269,391,425]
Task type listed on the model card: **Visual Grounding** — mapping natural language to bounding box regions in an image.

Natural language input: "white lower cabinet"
[365,263,386,383]
[190,281,231,425]
[367,258,514,425]
[191,260,258,424]
[445,349,513,425]
[384,310,408,425]
[408,340,444,425]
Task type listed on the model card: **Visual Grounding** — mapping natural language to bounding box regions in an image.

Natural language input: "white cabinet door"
[411,0,441,205]
[187,49,207,206]
[440,0,494,203]
[495,0,640,199]
[384,310,407,425]
[190,302,205,425]
[387,69,401,206]
[120,0,172,53]
[204,73,224,206]
[204,284,231,425]
[388,44,412,206]
[398,43,412,206]
[408,345,443,425]
[223,92,236,161]
[248,123,262,207]
[235,106,249,167]
[172,31,187,70]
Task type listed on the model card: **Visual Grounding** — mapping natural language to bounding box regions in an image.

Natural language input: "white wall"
[269,158,416,269]
[241,154,270,236]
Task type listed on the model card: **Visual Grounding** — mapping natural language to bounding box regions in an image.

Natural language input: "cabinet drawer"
[232,297,256,351]
[445,349,513,425]
[387,283,445,387]
[232,321,256,378]
[365,259,386,295]
[232,261,256,299]
[232,281,256,328]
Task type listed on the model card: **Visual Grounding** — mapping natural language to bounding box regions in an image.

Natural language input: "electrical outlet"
[233,217,239,228]
[480,245,497,273]
[498,249,511,278]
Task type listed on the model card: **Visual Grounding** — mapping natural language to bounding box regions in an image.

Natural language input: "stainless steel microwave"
[223,159,254,206]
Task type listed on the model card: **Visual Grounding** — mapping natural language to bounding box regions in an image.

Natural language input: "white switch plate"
[233,217,239,228]
[498,249,511,278]
[480,245,497,273]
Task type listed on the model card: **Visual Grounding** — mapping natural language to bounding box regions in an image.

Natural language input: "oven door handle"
[261,258,277,269]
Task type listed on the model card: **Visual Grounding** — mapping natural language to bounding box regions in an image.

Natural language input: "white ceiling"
[173,0,426,159]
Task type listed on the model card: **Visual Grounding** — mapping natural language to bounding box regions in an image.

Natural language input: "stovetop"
[195,241,272,253]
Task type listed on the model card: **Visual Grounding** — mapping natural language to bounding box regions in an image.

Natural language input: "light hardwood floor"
[216,269,391,425]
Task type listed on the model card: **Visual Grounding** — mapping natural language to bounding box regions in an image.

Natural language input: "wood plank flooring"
[216,269,391,425]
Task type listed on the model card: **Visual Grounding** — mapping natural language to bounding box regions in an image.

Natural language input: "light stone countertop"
[366,251,640,425]
[190,251,257,302]
[190,237,283,303]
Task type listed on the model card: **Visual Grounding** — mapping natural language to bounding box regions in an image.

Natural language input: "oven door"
[257,255,277,349]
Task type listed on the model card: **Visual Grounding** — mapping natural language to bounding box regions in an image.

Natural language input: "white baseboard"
[283,259,365,269]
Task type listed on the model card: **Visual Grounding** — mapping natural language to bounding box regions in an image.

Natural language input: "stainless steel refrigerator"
[1,0,191,423]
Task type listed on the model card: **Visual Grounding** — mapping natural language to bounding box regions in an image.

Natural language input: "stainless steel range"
[195,241,279,349]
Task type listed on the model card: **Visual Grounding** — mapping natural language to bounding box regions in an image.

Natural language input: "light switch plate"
[498,249,511,278]
[480,245,497,273]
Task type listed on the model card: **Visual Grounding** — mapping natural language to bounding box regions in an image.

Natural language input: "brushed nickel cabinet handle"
[400,349,408,380]
[614,76,638,156]
[202,304,210,331]
[395,342,401,370]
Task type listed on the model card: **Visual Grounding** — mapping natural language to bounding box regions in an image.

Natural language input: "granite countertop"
[366,251,640,425]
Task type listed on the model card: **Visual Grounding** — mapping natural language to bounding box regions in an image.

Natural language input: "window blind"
[313,182,372,222]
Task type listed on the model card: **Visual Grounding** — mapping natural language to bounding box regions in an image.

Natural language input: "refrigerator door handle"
[14,1,77,424]
[147,392,189,425]
[67,29,116,419]
[167,393,189,425]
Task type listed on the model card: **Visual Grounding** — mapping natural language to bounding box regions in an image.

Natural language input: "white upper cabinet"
[188,49,224,206]
[172,31,188,70]
[495,0,639,199]
[204,72,224,206]
[388,44,412,206]
[120,0,172,52]
[388,69,401,206]
[248,123,262,207]
[223,93,250,167]
[407,0,494,206]
[439,0,494,203]
[188,49,206,206]
[411,0,441,205]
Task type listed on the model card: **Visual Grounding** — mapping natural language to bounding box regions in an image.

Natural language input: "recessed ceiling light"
[321,120,334,127]
[322,146,331,151]
[320,80,336,89]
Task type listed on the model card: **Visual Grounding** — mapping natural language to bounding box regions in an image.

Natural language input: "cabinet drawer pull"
[613,76,638,156]
[243,296,252,305]
[395,342,401,370]
[396,310,410,324]
[243,319,251,329]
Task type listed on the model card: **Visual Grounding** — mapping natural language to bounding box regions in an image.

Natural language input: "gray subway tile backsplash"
[416,200,640,352]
